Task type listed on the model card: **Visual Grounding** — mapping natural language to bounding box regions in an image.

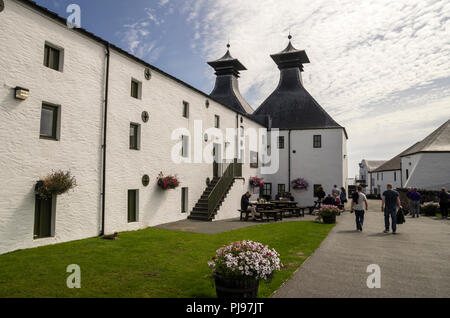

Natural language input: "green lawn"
[0,221,334,298]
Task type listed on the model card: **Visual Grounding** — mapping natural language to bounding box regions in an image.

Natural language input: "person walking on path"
[351,186,368,232]
[406,187,413,213]
[382,184,402,234]
[439,188,449,219]
[410,188,421,218]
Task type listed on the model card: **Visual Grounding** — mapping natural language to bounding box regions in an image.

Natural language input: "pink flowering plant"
[317,205,341,219]
[249,177,264,188]
[208,241,282,281]
[291,178,308,190]
[156,172,180,190]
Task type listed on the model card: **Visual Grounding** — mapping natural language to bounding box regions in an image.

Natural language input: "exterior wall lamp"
[15,87,29,100]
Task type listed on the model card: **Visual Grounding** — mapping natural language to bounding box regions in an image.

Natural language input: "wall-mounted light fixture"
[15,87,29,100]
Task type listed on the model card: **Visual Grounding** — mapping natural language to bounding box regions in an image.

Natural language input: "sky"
[37,0,450,177]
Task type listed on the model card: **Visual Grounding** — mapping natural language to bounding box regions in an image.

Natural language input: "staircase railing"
[207,161,242,219]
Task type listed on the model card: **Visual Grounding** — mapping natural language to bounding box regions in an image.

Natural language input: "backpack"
[352,192,359,204]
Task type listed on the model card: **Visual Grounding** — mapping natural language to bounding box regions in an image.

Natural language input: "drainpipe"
[288,130,292,192]
[100,43,110,236]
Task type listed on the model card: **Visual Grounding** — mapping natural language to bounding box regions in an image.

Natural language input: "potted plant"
[317,205,341,224]
[249,177,264,188]
[208,240,281,298]
[156,172,180,190]
[291,178,308,190]
[35,170,77,200]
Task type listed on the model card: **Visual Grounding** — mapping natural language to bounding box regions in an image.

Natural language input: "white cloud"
[183,0,450,176]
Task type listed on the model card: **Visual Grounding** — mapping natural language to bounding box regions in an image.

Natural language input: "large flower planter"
[214,275,259,298]
[322,215,336,224]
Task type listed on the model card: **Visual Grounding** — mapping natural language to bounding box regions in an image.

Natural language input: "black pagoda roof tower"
[253,36,345,135]
[208,44,254,114]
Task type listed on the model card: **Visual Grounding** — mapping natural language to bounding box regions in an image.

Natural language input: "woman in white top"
[351,186,369,232]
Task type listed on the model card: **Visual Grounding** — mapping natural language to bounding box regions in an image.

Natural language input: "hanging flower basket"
[35,170,77,200]
[208,241,282,298]
[291,178,308,190]
[157,172,180,190]
[249,177,264,188]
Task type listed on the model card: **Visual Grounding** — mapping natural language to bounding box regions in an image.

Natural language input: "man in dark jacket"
[241,192,258,221]
[410,188,421,218]
[439,188,449,219]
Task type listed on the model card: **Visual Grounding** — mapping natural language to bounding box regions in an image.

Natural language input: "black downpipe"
[101,44,110,236]
[288,130,292,192]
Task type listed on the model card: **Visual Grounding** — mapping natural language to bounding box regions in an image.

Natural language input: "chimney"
[207,44,253,114]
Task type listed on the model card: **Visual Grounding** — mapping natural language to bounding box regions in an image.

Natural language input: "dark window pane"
[181,188,188,213]
[34,196,52,239]
[40,104,58,139]
[131,80,139,98]
[278,136,285,149]
[44,45,60,71]
[215,115,220,128]
[130,124,139,150]
[313,135,322,148]
[183,102,189,118]
[128,190,137,222]
[278,184,285,193]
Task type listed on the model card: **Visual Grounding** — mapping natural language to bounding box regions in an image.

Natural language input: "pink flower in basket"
[291,178,308,190]
[249,177,264,187]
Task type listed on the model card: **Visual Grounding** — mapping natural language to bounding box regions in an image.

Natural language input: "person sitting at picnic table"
[241,192,259,221]
[286,192,295,202]
[323,194,336,206]
[275,192,283,201]
[333,193,344,210]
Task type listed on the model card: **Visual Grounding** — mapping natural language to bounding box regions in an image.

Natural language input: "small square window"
[262,183,272,197]
[278,184,286,193]
[183,101,189,118]
[131,79,142,99]
[215,115,220,128]
[128,190,139,223]
[44,43,63,71]
[40,103,59,140]
[278,136,285,149]
[313,135,322,148]
[130,123,140,150]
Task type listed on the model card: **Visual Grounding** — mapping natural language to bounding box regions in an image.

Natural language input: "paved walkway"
[273,200,450,298]
[155,214,318,234]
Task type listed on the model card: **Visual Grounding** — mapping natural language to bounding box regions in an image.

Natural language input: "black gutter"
[100,44,110,236]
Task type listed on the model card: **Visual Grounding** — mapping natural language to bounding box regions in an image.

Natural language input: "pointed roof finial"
[288,32,292,41]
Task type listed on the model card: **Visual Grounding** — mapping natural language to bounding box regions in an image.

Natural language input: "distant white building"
[357,160,387,194]
[0,0,347,254]
[401,120,450,190]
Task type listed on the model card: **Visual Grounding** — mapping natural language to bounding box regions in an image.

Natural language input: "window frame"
[34,195,55,239]
[250,151,259,168]
[278,136,285,149]
[182,101,190,118]
[262,183,272,197]
[43,42,63,72]
[215,115,220,129]
[129,123,141,150]
[278,184,286,193]
[181,187,188,213]
[181,135,189,158]
[131,78,142,99]
[127,190,139,223]
[40,103,60,141]
[313,135,322,148]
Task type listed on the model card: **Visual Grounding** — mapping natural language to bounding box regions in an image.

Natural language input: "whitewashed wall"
[0,0,105,255]
[262,128,347,206]
[402,153,450,190]
[372,170,401,194]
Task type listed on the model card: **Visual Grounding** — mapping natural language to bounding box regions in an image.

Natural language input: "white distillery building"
[0,0,347,255]
[357,160,387,194]
[370,119,450,193]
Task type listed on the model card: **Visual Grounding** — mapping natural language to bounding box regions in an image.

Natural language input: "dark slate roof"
[374,143,420,172]
[401,119,450,156]
[15,0,261,124]
[207,49,247,73]
[253,40,346,136]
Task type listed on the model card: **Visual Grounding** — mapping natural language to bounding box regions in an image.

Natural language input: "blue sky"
[36,0,450,177]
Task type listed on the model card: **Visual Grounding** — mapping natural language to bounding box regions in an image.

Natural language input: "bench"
[282,207,305,218]
[239,209,282,222]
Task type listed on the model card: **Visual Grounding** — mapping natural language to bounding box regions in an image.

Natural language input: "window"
[44,43,63,71]
[183,101,189,118]
[278,184,286,193]
[394,172,397,182]
[130,123,140,150]
[278,136,285,149]
[181,188,188,213]
[377,173,379,181]
[215,115,220,128]
[128,190,138,223]
[131,79,142,99]
[406,169,409,180]
[262,183,272,197]
[182,135,189,158]
[314,184,322,198]
[40,103,59,140]
[313,135,322,148]
[381,173,384,181]
[34,196,54,239]
[250,151,258,168]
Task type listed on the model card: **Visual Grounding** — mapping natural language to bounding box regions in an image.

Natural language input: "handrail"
[207,161,242,219]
